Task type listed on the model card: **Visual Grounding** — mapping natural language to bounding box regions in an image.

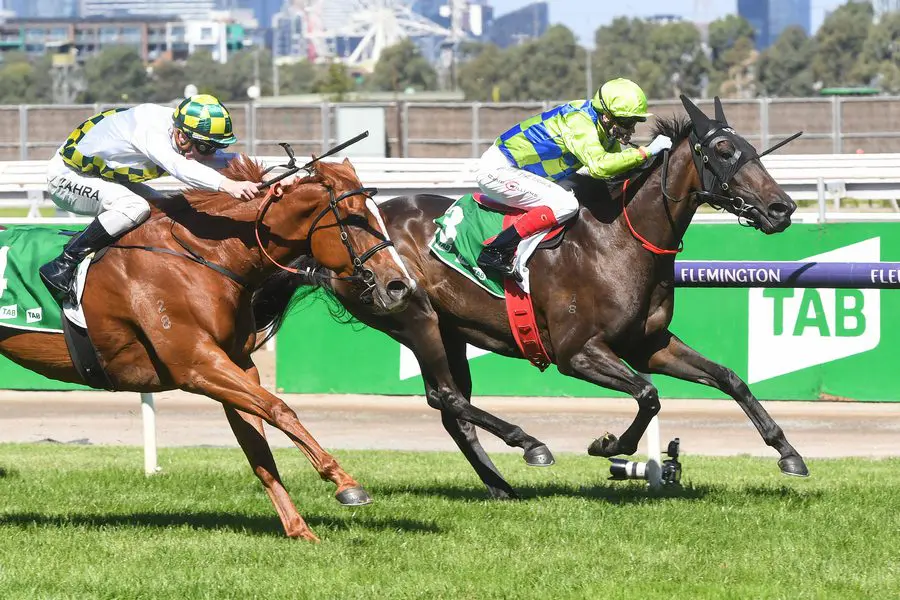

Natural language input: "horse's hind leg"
[411,313,551,467]
[435,334,519,499]
[225,406,318,541]
[631,331,808,477]
[557,335,662,458]
[443,329,556,482]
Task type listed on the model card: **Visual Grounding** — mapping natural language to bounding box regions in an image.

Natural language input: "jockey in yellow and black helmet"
[40,94,259,305]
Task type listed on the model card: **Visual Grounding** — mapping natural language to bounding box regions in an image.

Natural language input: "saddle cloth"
[0,226,90,333]
[429,193,565,297]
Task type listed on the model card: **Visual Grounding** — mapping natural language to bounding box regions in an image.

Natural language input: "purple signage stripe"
[674,261,900,288]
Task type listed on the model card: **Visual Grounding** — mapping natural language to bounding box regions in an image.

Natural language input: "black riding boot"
[476,225,522,279]
[39,219,116,305]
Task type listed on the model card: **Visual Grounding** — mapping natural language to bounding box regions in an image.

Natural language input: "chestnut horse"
[0,156,414,542]
[251,96,809,501]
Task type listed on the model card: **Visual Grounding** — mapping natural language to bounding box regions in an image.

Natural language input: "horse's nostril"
[769,201,793,218]
[386,279,410,301]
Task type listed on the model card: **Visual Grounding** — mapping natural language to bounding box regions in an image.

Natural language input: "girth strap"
[63,317,115,391]
[110,242,248,287]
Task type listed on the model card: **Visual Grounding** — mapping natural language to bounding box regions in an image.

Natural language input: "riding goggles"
[191,138,226,156]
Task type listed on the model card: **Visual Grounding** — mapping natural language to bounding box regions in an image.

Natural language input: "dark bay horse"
[252,95,809,500]
[1,156,413,541]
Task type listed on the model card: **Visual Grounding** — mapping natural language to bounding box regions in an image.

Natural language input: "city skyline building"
[738,0,811,49]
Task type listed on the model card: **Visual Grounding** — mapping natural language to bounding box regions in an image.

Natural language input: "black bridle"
[658,126,759,226]
[253,133,395,303]
[659,96,802,228]
[309,186,393,269]
[622,95,802,254]
[254,182,393,302]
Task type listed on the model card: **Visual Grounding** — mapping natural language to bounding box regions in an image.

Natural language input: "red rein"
[620,179,681,256]
[255,183,304,274]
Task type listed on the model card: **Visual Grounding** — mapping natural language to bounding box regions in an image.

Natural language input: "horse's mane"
[251,256,359,350]
[182,155,358,208]
[649,115,693,144]
[180,155,265,207]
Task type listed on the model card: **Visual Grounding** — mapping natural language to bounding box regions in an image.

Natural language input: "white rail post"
[646,415,662,489]
[140,393,160,475]
[638,372,662,489]
[817,177,826,223]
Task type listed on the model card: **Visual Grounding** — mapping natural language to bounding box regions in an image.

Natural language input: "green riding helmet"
[172,94,237,146]
[591,78,653,121]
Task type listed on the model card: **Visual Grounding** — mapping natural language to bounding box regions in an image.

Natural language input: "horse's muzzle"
[363,277,412,313]
[768,197,796,221]
[765,195,796,233]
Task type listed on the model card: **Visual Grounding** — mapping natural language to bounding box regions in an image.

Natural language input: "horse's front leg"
[180,344,371,515]
[225,406,317,541]
[557,336,661,457]
[224,364,316,540]
[631,330,808,477]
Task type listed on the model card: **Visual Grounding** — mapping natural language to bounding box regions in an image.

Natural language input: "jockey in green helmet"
[40,94,260,305]
[475,77,672,279]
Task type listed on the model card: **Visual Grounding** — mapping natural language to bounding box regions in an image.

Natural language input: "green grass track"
[0,444,897,599]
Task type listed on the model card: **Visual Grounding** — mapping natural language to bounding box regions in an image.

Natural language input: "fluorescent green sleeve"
[559,110,646,179]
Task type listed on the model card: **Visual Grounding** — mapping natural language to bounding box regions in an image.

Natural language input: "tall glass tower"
[738,0,811,49]
[7,0,78,17]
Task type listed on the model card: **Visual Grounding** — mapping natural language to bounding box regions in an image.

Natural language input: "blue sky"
[489,0,850,46]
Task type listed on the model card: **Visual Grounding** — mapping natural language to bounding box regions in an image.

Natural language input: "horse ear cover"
[713,96,728,126]
[680,94,712,137]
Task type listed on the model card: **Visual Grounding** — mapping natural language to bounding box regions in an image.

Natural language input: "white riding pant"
[474,145,579,222]
[47,153,153,237]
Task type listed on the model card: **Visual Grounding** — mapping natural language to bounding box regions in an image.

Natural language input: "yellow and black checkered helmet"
[172,94,237,146]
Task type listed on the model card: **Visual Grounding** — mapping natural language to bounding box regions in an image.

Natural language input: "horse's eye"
[717,141,735,159]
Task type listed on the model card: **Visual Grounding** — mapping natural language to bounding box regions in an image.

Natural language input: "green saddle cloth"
[429,194,508,298]
[0,226,76,333]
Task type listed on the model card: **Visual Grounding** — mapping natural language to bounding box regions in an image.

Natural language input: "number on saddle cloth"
[434,204,465,249]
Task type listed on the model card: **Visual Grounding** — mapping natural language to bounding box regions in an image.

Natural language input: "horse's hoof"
[289,530,321,543]
[336,486,373,506]
[587,433,618,457]
[778,456,809,477]
[524,445,555,467]
[488,487,520,501]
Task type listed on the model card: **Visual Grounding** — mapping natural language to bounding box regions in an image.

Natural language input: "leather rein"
[112,133,393,295]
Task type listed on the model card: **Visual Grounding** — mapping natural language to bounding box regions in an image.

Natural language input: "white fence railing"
[1,154,900,224]
[6,153,900,475]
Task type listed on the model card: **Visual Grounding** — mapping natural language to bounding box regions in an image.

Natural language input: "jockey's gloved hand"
[220,179,260,201]
[644,135,673,157]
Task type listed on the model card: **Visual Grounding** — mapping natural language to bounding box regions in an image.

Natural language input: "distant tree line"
[460,1,900,101]
[0,0,896,104]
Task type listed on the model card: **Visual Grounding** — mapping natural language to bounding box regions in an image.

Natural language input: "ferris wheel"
[297,0,468,70]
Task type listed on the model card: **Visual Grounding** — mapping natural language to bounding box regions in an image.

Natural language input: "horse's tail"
[250,256,355,351]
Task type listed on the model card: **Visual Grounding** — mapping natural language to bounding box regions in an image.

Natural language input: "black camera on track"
[608,438,682,486]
